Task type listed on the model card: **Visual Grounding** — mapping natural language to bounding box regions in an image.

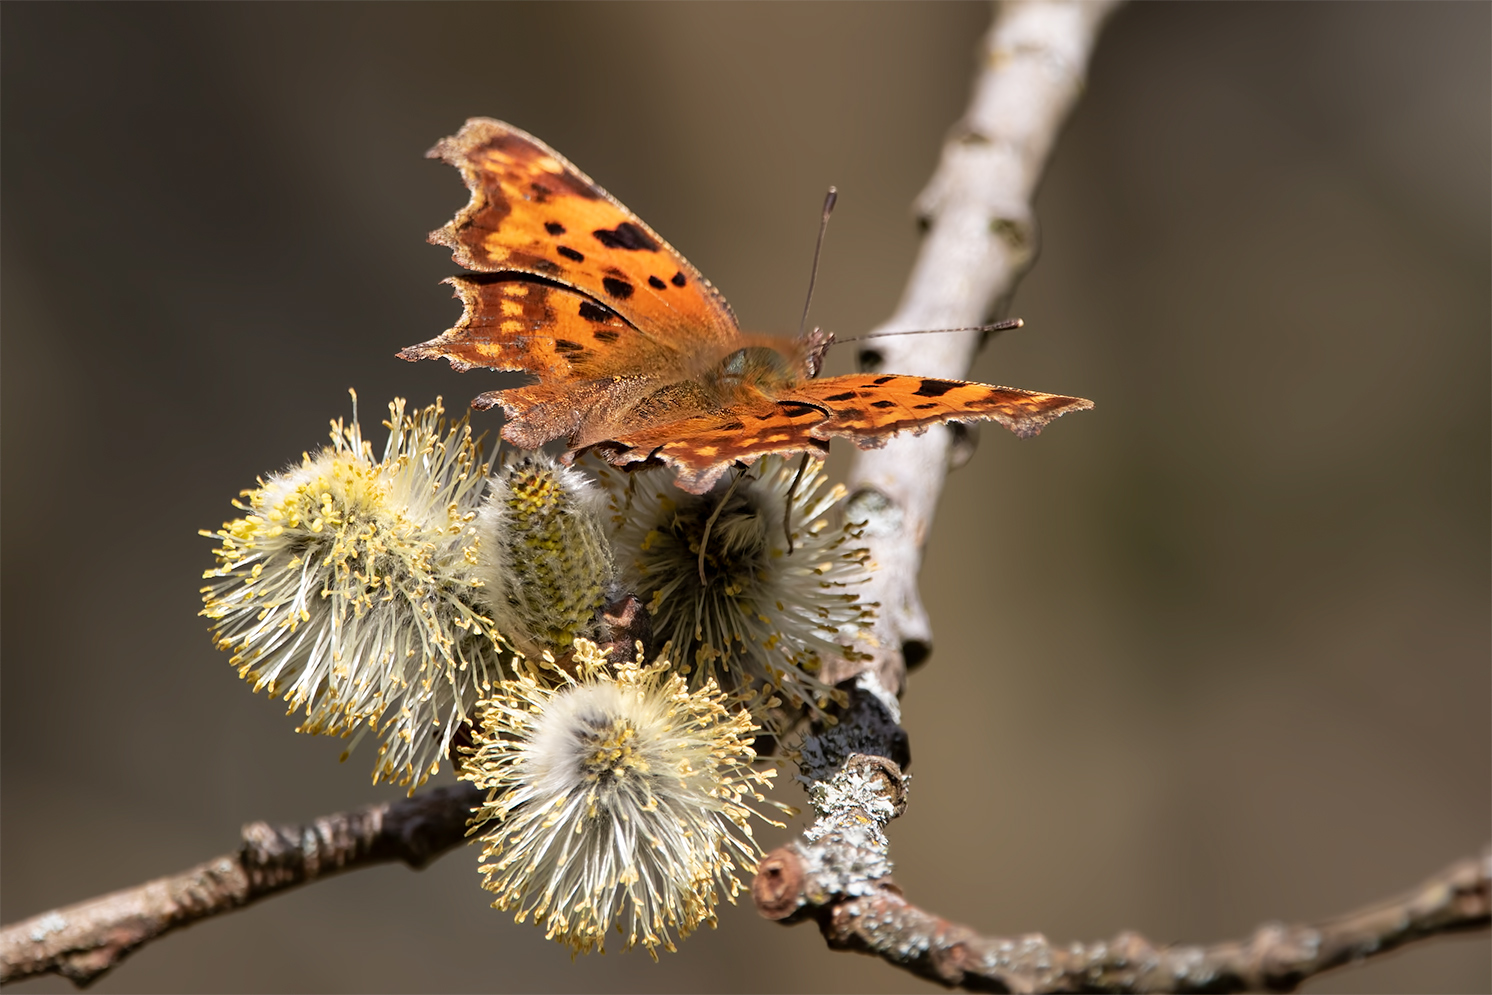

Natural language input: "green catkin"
[480,457,615,658]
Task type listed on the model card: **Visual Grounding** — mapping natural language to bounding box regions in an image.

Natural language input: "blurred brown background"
[3,3,1487,992]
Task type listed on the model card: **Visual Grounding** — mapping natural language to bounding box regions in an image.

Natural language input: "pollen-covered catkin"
[475,455,614,660]
[462,639,783,957]
[200,394,505,788]
[600,455,873,716]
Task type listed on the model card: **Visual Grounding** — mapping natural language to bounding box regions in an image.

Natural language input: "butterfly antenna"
[835,319,1024,344]
[698,471,746,586]
[781,188,837,549]
[797,187,838,339]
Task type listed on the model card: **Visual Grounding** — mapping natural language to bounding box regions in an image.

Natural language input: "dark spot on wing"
[528,181,552,203]
[593,222,659,252]
[671,271,687,287]
[556,245,584,262]
[824,391,858,402]
[648,275,666,290]
[914,402,939,410]
[913,379,958,397]
[602,277,634,300]
[545,221,567,235]
[554,339,585,354]
[872,400,897,409]
[717,420,745,432]
[873,376,896,385]
[529,258,561,275]
[836,408,865,421]
[593,329,620,342]
[480,133,600,200]
[578,301,613,323]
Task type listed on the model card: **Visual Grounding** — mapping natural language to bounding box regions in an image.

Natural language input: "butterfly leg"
[697,471,746,586]
[783,453,812,553]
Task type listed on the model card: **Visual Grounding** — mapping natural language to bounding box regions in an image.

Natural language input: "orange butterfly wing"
[788,374,1094,443]
[400,117,749,452]
[590,400,835,493]
[418,117,739,351]
[400,274,697,448]
[590,375,1092,493]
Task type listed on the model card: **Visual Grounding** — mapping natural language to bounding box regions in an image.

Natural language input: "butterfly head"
[799,326,834,379]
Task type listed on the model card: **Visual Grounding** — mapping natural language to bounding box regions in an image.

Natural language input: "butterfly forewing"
[426,118,740,349]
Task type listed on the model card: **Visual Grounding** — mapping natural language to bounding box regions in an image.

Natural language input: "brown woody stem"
[754,753,1490,993]
[0,784,481,987]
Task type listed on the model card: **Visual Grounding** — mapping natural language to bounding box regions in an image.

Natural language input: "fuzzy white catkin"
[599,455,873,716]
[201,395,504,789]
[462,640,782,957]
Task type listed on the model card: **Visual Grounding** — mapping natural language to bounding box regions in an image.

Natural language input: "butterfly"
[400,118,1092,493]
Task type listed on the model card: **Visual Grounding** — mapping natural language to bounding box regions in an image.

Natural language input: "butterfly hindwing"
[400,275,684,383]
[590,374,1091,492]
[591,400,835,493]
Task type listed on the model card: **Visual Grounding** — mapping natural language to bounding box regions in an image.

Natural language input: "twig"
[779,3,1491,989]
[828,0,1122,694]
[0,784,481,987]
[8,5,1483,993]
[753,752,1491,993]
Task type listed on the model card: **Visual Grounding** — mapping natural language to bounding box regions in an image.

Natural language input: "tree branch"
[7,5,1484,994]
[754,752,1490,993]
[768,2,1491,991]
[0,784,481,987]
[829,0,1122,695]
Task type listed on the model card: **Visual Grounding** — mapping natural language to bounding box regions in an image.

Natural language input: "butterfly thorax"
[699,344,803,399]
